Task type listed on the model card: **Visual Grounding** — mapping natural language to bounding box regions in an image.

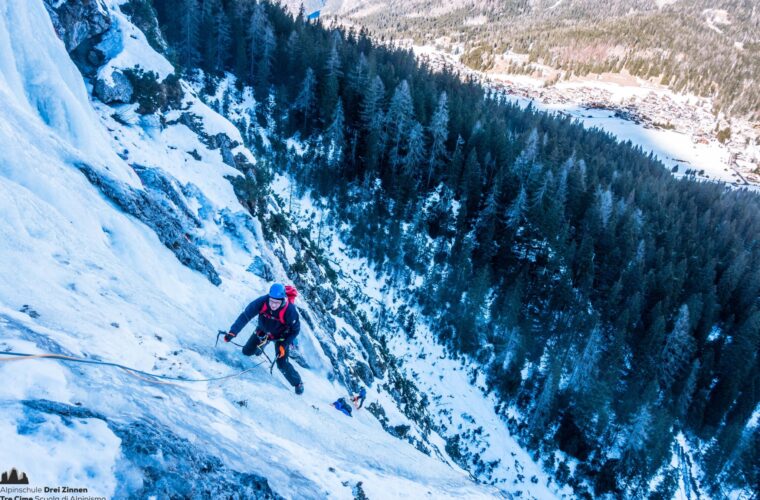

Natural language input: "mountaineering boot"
[295,382,304,395]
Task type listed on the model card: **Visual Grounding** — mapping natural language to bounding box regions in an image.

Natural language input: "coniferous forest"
[130,0,759,496]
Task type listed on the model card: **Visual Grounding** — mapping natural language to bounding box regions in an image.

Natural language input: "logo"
[0,467,29,484]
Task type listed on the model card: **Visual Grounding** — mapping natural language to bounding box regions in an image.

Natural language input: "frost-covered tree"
[264,87,277,133]
[569,325,604,394]
[427,91,449,187]
[326,100,345,167]
[360,75,385,132]
[402,121,425,182]
[473,184,499,265]
[249,3,275,97]
[506,186,527,230]
[320,41,343,119]
[385,80,414,170]
[347,52,369,95]
[512,128,538,177]
[291,67,316,132]
[360,75,386,173]
[598,188,614,228]
[625,404,652,455]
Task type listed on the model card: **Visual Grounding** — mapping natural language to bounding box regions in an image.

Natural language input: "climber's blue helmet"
[269,283,286,299]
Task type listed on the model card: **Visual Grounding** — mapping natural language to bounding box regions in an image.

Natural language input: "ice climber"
[352,386,367,409]
[225,283,305,395]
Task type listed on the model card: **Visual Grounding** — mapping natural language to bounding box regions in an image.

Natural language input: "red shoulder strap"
[278,301,289,324]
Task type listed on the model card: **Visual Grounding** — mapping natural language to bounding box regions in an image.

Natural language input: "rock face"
[45,0,134,104]
[179,112,240,168]
[77,162,221,286]
[94,70,134,103]
[247,255,274,280]
[44,0,111,54]
[44,0,111,75]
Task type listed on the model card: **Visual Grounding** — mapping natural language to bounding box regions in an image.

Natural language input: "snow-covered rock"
[93,68,133,103]
[43,0,110,54]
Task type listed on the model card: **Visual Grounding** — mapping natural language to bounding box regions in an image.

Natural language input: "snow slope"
[0,1,507,497]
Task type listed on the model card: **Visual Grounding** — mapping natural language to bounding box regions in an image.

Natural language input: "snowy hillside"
[0,0,547,497]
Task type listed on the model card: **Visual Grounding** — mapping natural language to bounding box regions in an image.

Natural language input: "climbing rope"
[0,351,265,387]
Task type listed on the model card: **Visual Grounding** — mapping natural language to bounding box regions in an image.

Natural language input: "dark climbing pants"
[242,334,302,387]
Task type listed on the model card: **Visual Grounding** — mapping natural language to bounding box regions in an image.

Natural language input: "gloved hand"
[224,332,237,343]
[277,344,286,359]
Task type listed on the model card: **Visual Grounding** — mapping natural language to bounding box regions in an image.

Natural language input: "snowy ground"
[0,1,506,497]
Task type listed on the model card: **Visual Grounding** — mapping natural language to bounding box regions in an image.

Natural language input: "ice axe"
[216,330,244,348]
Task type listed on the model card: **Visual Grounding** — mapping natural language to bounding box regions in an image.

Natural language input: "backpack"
[334,398,352,416]
[259,285,298,325]
[284,285,298,304]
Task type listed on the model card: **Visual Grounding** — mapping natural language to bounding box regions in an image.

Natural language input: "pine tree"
[346,52,369,98]
[676,359,700,422]
[360,75,385,132]
[178,0,200,68]
[199,0,215,72]
[249,3,274,97]
[427,91,449,188]
[360,75,386,174]
[291,67,316,133]
[326,99,345,168]
[402,121,425,183]
[625,403,653,456]
[512,128,539,178]
[658,304,695,392]
[506,186,527,230]
[462,148,482,214]
[320,40,343,121]
[473,184,499,266]
[385,80,414,171]
[569,325,604,394]
[211,4,232,73]
[531,367,559,434]
[446,135,465,187]
[264,87,277,133]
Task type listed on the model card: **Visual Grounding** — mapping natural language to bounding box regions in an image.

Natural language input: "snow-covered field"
[489,75,745,186]
[410,43,759,190]
[0,1,515,497]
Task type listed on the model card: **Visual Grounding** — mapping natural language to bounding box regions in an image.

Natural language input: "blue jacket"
[230,295,300,344]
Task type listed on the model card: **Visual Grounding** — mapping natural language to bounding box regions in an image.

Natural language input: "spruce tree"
[291,67,316,134]
[658,304,695,393]
[427,91,449,187]
[178,0,200,68]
